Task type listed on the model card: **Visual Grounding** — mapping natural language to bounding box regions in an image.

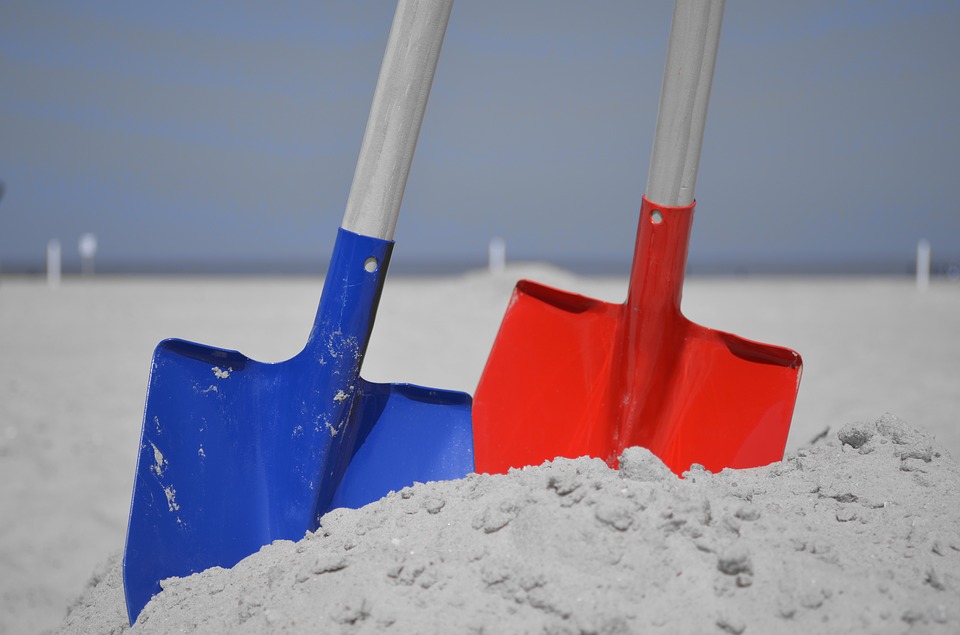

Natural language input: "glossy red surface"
[473,197,802,475]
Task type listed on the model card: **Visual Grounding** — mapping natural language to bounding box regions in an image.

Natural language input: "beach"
[1,270,957,633]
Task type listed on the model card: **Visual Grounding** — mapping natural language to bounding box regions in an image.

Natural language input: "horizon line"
[2,256,959,278]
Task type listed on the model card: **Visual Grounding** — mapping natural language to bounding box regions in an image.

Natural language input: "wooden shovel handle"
[341,0,453,240]
[646,0,724,208]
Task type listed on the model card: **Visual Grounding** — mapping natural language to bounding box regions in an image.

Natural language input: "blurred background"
[2,5,960,632]
[1,1,958,276]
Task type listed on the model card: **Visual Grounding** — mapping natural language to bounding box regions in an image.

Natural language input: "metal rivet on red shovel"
[473,0,801,477]
[122,0,472,624]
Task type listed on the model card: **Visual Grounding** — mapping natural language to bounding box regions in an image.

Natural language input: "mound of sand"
[57,414,959,634]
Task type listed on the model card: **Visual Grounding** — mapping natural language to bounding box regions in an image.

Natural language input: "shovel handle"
[341,0,453,240]
[646,0,724,207]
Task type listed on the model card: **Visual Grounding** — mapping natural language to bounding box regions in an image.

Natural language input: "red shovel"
[473,0,801,476]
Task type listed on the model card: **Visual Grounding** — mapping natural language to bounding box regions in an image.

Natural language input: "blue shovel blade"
[122,229,474,624]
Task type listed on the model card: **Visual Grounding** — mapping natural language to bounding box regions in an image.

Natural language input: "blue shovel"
[123,0,472,623]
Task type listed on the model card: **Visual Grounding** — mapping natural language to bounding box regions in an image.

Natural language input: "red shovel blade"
[474,198,802,475]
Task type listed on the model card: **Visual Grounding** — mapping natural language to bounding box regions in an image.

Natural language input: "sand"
[1,270,958,633]
[59,414,960,633]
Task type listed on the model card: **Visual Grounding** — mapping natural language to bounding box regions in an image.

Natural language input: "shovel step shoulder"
[474,281,622,473]
[331,381,473,510]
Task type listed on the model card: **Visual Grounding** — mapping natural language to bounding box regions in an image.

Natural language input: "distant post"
[47,239,61,288]
[916,239,931,292]
[0,180,5,277]
[489,237,506,274]
[79,233,97,276]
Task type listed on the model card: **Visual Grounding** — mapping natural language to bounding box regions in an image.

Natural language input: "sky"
[1,1,959,274]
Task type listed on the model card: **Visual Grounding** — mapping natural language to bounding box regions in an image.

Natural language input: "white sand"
[0,270,958,633]
[60,415,960,633]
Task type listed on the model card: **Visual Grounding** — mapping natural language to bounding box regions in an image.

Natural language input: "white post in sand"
[489,237,506,274]
[79,233,97,276]
[916,239,931,292]
[47,239,61,288]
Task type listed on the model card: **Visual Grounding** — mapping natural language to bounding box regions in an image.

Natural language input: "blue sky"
[1,1,958,273]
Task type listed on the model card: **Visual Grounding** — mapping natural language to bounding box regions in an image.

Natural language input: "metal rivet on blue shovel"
[123,0,472,623]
